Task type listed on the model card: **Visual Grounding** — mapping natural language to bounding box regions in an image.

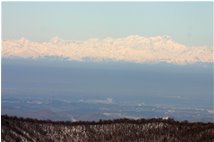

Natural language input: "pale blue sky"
[2,2,213,46]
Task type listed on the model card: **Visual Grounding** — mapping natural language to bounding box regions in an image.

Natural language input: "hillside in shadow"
[2,115,214,142]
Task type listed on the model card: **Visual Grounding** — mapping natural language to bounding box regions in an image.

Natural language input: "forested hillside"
[2,115,214,142]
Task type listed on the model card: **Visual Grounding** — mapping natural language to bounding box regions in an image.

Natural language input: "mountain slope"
[2,115,214,142]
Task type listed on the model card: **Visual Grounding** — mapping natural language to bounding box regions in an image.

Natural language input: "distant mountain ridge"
[2,35,213,64]
[2,115,214,142]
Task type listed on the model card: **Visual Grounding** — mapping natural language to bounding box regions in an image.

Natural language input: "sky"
[2,2,213,47]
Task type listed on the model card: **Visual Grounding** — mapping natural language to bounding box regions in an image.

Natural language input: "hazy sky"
[2,2,213,47]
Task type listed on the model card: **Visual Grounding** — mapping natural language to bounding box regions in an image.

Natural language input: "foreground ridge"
[2,115,214,142]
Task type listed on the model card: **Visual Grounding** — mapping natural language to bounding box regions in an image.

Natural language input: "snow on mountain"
[2,35,213,64]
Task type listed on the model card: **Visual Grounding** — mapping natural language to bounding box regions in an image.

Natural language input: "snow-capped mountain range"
[2,35,213,64]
